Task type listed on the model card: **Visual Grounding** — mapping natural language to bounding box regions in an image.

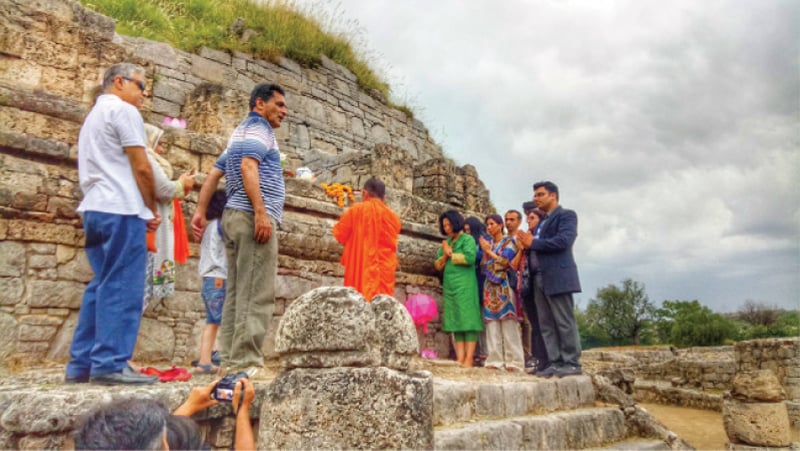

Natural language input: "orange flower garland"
[320,182,356,207]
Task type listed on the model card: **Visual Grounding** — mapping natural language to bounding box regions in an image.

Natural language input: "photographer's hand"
[232,379,256,451]
[174,379,220,416]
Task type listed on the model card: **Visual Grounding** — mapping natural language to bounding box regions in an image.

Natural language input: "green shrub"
[79,0,395,105]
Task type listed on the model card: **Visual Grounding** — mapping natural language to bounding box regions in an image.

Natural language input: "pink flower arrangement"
[162,117,187,129]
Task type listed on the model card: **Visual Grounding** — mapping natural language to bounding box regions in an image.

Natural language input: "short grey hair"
[102,62,145,91]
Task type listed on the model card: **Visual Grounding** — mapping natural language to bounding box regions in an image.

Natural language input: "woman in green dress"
[435,210,484,368]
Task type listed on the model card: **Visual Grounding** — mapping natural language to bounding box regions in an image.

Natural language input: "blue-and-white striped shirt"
[214,112,285,224]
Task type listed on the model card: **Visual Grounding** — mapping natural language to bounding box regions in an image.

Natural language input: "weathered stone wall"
[735,338,800,401]
[583,346,736,391]
[0,0,494,368]
[735,338,800,428]
[635,346,736,391]
[585,341,800,428]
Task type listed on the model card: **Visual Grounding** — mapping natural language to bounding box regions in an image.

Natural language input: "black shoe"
[555,364,583,377]
[524,357,538,369]
[535,365,558,378]
[65,375,89,384]
[90,366,159,385]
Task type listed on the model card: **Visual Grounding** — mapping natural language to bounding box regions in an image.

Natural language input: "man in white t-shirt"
[65,62,162,385]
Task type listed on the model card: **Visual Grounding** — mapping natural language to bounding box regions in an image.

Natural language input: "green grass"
[79,0,404,113]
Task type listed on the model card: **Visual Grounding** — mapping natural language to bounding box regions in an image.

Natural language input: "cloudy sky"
[297,0,799,312]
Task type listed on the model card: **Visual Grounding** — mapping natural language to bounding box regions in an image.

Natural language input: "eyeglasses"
[122,76,146,92]
[533,192,549,198]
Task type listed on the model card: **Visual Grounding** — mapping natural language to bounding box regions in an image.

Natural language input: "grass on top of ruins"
[79,0,414,116]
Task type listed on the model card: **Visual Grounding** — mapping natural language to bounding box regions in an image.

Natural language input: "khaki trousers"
[219,209,277,371]
[484,319,525,371]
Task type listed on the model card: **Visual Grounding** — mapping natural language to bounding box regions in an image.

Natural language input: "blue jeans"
[201,277,226,324]
[65,212,147,378]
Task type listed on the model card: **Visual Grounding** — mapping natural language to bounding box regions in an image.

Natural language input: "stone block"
[151,97,181,118]
[6,220,78,245]
[275,287,417,370]
[153,77,193,105]
[297,96,326,124]
[191,54,234,84]
[527,378,559,413]
[722,399,791,447]
[260,367,432,450]
[57,250,93,283]
[370,124,391,144]
[174,258,201,292]
[133,317,176,362]
[476,383,505,417]
[17,324,57,342]
[199,46,231,65]
[28,254,56,269]
[518,415,569,450]
[0,277,24,306]
[0,59,42,89]
[432,380,474,426]
[0,241,26,277]
[126,37,180,69]
[277,57,301,76]
[503,382,529,417]
[26,279,84,309]
[319,55,356,82]
[732,369,787,402]
[0,312,18,361]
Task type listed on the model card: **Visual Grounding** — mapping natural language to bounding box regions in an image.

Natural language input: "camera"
[213,371,250,402]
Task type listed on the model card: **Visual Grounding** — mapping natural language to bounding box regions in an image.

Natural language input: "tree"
[736,300,782,327]
[654,300,739,347]
[575,305,614,349]
[585,278,656,345]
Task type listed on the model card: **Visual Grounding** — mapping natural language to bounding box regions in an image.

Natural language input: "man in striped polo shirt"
[194,83,288,375]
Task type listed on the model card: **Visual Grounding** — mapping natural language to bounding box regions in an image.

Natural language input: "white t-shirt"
[199,219,227,279]
[76,94,153,220]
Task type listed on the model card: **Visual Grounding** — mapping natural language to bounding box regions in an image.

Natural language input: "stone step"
[595,439,672,450]
[434,406,630,450]
[433,375,595,426]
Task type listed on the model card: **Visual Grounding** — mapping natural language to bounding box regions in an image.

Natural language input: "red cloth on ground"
[332,197,401,302]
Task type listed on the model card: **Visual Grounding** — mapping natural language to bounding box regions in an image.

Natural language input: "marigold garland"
[320,182,356,207]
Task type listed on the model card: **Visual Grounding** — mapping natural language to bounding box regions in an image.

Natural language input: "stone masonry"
[0,0,495,368]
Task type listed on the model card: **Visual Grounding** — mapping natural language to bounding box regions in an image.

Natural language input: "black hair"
[363,177,386,200]
[249,83,285,110]
[206,189,227,221]
[504,210,522,221]
[438,210,465,236]
[533,180,559,200]
[166,415,208,451]
[74,398,168,450]
[464,216,486,244]
[485,214,505,234]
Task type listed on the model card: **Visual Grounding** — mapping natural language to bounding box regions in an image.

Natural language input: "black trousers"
[522,277,551,370]
[531,274,582,367]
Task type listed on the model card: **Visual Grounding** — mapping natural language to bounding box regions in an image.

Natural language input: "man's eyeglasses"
[122,76,146,92]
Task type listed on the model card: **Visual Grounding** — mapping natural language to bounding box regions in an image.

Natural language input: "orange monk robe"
[332,197,402,302]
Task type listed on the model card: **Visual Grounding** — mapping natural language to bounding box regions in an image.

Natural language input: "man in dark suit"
[529,181,582,377]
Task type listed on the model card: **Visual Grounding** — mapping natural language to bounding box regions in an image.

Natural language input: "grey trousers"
[220,209,277,371]
[532,274,581,367]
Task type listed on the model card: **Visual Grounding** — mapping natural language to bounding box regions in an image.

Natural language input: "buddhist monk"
[332,177,402,302]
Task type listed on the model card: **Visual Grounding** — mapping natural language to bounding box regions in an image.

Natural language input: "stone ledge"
[634,379,722,411]
[434,375,595,426]
[434,407,629,451]
[0,380,265,435]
